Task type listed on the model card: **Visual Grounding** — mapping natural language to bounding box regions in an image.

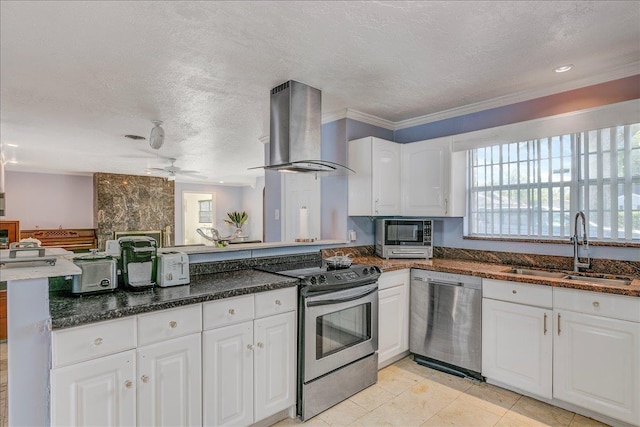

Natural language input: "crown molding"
[322,108,395,130]
[394,62,640,130]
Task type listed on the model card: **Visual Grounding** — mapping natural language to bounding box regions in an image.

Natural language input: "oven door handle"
[306,287,377,307]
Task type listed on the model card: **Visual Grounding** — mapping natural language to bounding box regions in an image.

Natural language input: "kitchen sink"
[506,268,567,278]
[563,274,632,286]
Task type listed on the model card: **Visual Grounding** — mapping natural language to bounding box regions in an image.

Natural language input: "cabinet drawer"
[138,304,202,346]
[203,294,255,330]
[255,287,297,318]
[378,269,410,291]
[554,288,640,322]
[483,279,552,308]
[52,317,136,368]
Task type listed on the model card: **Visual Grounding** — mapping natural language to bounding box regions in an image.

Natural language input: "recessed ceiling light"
[125,134,146,140]
[5,143,18,147]
[554,64,573,73]
[6,160,18,164]
[219,181,225,184]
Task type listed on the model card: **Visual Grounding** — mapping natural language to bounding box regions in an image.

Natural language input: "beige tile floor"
[272,357,609,427]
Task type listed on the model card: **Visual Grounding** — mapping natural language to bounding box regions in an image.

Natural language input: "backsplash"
[94,173,174,250]
[323,245,640,277]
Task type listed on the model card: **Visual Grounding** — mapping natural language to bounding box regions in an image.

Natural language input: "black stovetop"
[260,262,381,291]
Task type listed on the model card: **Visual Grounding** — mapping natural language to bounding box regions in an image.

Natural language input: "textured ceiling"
[1,1,639,185]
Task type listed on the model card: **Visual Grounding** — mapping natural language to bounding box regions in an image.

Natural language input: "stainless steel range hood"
[251,80,354,174]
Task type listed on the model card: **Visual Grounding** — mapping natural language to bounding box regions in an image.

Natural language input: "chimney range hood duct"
[251,80,354,174]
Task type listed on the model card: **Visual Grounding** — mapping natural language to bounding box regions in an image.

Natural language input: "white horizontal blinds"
[469,122,640,241]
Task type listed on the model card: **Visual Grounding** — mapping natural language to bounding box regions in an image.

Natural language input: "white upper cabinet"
[401,136,465,217]
[348,136,465,217]
[348,137,401,216]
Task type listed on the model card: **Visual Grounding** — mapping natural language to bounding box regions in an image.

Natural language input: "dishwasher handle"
[413,276,464,287]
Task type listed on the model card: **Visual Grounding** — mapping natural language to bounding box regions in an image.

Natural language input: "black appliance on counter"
[264,262,381,421]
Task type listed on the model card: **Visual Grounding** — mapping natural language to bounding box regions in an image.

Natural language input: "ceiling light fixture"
[554,64,573,73]
[5,143,18,147]
[149,120,165,150]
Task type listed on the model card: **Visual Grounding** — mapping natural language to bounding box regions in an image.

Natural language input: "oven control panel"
[305,265,381,289]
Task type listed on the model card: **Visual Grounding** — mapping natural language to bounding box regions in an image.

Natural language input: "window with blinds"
[468,123,640,241]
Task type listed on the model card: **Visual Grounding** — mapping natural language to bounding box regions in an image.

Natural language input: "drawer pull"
[169,321,177,329]
[275,299,282,306]
[592,301,600,307]
[94,337,103,346]
[125,380,133,389]
[247,344,254,350]
[257,342,264,349]
[543,313,547,335]
[512,290,517,294]
[229,309,235,315]
[141,375,149,383]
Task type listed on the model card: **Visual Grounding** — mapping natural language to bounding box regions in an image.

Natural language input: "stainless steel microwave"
[375,219,433,259]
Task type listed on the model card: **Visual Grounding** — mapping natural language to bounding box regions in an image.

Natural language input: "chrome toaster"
[157,251,190,287]
[71,251,118,295]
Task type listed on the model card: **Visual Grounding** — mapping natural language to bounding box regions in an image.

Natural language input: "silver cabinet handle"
[543,313,547,335]
[247,344,254,350]
[275,299,281,306]
[374,199,379,214]
[229,309,235,315]
[141,375,149,383]
[512,290,517,294]
[557,313,561,335]
[169,321,177,329]
[94,337,103,346]
[593,301,600,307]
[257,342,264,349]
[125,380,133,389]
[444,198,448,215]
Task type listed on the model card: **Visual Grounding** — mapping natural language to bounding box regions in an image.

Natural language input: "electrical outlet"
[349,230,356,241]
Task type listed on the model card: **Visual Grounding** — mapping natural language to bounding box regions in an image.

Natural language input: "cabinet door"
[378,285,408,368]
[51,350,136,427]
[137,333,202,427]
[401,137,451,216]
[254,311,296,422]
[203,321,254,427]
[554,310,640,425]
[372,139,401,215]
[482,299,552,398]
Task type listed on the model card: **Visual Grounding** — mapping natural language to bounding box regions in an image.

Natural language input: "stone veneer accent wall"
[94,173,174,250]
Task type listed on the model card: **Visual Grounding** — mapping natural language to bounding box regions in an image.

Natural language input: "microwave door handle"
[306,287,377,307]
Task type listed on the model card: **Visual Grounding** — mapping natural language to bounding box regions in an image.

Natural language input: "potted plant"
[224,211,248,238]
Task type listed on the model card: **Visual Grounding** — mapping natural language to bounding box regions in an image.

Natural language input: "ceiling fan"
[146,158,204,181]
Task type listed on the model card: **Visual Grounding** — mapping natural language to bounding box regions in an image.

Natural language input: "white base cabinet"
[482,280,640,426]
[202,288,297,427]
[553,289,640,426]
[482,298,552,399]
[51,349,137,426]
[137,333,202,427]
[378,269,410,368]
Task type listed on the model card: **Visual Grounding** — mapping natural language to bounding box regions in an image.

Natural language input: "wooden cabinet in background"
[20,228,97,252]
[0,220,20,249]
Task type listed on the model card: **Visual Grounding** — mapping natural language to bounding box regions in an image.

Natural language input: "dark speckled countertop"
[50,269,299,330]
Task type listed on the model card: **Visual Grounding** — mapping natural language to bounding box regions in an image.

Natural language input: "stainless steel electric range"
[267,263,381,421]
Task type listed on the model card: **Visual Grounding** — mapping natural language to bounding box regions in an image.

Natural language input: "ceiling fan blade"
[147,167,167,172]
[177,169,199,174]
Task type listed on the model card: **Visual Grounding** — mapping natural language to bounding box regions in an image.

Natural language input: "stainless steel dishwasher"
[409,269,483,380]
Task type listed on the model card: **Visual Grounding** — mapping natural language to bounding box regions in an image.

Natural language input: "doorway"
[182,192,216,245]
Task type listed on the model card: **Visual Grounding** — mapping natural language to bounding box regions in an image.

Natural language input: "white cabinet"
[51,349,136,426]
[553,289,640,426]
[137,333,202,427]
[482,281,640,426]
[203,321,254,426]
[377,269,410,368]
[202,288,297,426]
[348,137,401,216]
[482,279,553,399]
[51,305,203,427]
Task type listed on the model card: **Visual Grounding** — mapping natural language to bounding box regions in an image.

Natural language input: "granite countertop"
[351,256,640,297]
[50,269,299,330]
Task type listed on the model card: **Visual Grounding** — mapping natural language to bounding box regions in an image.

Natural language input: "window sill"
[463,235,640,248]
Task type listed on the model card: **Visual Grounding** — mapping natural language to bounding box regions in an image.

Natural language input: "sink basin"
[563,274,632,286]
[506,268,567,278]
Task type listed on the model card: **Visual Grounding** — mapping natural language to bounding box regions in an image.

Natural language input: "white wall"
[3,171,94,229]
[242,176,265,242]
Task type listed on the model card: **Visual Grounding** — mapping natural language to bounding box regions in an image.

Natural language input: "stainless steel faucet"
[571,211,590,272]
